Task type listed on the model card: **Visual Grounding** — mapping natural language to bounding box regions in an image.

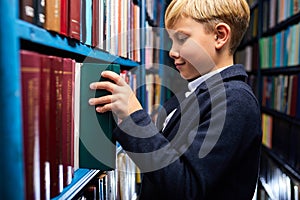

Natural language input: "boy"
[89,0,262,199]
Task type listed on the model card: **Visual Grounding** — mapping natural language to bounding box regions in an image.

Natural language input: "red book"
[69,0,81,40]
[92,0,99,47]
[39,55,51,200]
[60,0,69,36]
[20,50,41,200]
[61,58,74,187]
[49,56,64,198]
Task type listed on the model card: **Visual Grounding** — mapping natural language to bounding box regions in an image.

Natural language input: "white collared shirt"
[161,65,231,131]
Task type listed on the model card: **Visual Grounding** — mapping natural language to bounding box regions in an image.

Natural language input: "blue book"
[85,0,92,46]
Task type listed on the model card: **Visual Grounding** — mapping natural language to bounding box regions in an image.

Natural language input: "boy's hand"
[88,70,142,120]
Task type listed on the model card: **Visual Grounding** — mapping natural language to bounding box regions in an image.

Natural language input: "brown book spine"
[20,0,35,23]
[20,50,41,200]
[39,55,51,200]
[69,0,81,40]
[49,56,64,198]
[44,0,61,33]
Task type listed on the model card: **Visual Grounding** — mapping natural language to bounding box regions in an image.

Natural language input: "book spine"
[49,56,63,198]
[39,55,51,200]
[62,58,74,187]
[20,50,41,200]
[20,0,35,23]
[44,0,61,33]
[92,0,99,47]
[35,0,45,27]
[60,0,69,36]
[69,0,81,40]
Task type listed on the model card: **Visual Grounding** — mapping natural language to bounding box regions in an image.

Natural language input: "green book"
[79,63,120,170]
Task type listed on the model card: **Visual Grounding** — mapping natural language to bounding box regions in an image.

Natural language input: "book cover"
[20,50,41,200]
[20,0,35,23]
[69,0,81,40]
[78,63,120,170]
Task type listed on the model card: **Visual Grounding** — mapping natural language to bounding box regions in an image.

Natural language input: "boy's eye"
[175,32,188,43]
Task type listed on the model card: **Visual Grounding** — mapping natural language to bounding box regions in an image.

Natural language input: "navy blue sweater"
[113,65,262,200]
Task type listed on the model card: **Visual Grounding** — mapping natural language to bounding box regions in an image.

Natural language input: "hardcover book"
[20,50,41,200]
[78,63,120,170]
[20,0,35,23]
[69,0,81,40]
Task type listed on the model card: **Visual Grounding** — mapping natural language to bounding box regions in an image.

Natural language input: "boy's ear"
[214,23,231,50]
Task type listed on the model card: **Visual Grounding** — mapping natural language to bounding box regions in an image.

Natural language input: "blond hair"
[165,0,250,54]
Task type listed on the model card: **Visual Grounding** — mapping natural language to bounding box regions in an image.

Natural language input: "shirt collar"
[185,65,232,97]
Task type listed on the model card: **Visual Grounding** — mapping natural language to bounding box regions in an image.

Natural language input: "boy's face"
[167,17,216,80]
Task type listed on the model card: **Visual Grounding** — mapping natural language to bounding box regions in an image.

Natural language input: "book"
[60,0,69,36]
[48,56,64,198]
[39,54,51,200]
[20,50,41,200]
[61,58,75,187]
[78,63,120,170]
[69,0,81,40]
[35,0,45,27]
[20,0,35,23]
[44,0,61,33]
[92,0,99,47]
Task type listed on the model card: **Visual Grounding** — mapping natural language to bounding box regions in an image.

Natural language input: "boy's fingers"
[89,95,113,106]
[101,70,126,86]
[90,81,115,93]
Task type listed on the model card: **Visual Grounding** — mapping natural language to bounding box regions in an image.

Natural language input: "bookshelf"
[236,0,300,199]
[0,0,148,199]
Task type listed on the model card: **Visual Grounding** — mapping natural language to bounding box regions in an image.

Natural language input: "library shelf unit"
[235,0,300,199]
[0,0,149,199]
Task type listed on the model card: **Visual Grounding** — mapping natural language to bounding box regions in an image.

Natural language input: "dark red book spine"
[49,56,64,198]
[92,0,99,47]
[39,55,51,200]
[20,50,41,200]
[69,0,81,40]
[60,0,69,36]
[62,58,74,187]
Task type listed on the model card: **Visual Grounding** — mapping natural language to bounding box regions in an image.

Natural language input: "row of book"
[145,73,161,120]
[261,113,300,173]
[74,152,139,200]
[19,0,141,61]
[259,151,300,200]
[20,49,120,199]
[243,5,259,42]
[261,74,300,117]
[235,43,259,72]
[262,0,300,32]
[259,22,300,69]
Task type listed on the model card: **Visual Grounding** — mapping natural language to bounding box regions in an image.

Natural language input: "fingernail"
[88,99,94,105]
[90,83,95,89]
